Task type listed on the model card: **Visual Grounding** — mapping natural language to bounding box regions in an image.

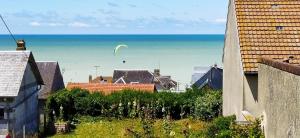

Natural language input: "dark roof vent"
[16,40,26,50]
[276,26,284,31]
[283,56,294,63]
[271,4,280,9]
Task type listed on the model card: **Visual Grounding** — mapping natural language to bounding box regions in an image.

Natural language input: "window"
[276,26,284,31]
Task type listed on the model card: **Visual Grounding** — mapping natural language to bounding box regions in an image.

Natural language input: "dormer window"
[271,4,280,9]
[276,26,284,31]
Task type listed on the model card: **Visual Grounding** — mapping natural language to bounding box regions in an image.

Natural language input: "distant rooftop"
[67,83,155,95]
[36,61,65,99]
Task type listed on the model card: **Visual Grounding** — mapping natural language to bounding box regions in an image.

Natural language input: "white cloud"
[68,22,91,28]
[214,18,226,23]
[48,23,64,27]
[29,21,41,26]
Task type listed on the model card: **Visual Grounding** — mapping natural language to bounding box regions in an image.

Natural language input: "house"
[88,75,113,83]
[36,61,65,131]
[113,70,154,84]
[112,69,177,91]
[36,61,65,100]
[191,66,210,85]
[192,65,223,90]
[223,0,300,121]
[0,41,44,137]
[67,83,156,95]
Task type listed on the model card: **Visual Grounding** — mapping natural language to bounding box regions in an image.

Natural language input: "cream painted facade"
[223,0,262,121]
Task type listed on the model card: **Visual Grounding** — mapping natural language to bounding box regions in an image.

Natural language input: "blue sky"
[0,0,228,34]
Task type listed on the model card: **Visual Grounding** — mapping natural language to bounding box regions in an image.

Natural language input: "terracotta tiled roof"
[67,83,155,95]
[90,76,113,83]
[258,57,300,75]
[235,0,300,73]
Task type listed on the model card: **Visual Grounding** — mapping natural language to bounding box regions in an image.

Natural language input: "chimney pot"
[16,40,26,50]
[89,75,92,83]
[154,69,160,76]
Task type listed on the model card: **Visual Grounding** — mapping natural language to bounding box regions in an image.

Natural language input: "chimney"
[154,69,160,76]
[283,56,294,63]
[16,40,26,50]
[89,75,92,83]
[213,64,218,68]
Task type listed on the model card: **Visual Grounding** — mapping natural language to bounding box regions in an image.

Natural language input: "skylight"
[271,4,280,9]
[276,26,284,31]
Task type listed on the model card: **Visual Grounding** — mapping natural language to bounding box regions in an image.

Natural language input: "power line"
[0,14,17,44]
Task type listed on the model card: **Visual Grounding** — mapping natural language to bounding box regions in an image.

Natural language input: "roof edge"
[244,71,258,75]
[28,52,44,85]
[258,57,300,76]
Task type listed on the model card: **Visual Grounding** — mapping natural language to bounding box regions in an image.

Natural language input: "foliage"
[162,117,173,137]
[194,89,222,121]
[46,88,221,122]
[51,117,207,138]
[199,115,265,138]
[230,118,265,138]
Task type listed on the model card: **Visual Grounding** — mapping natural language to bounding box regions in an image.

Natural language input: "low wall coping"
[258,57,300,76]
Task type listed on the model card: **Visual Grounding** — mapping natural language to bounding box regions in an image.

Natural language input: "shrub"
[230,118,265,138]
[194,90,222,121]
[46,88,222,121]
[200,115,264,138]
[203,115,236,138]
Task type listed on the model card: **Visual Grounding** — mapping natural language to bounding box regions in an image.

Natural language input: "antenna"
[0,14,17,44]
[94,65,100,77]
[158,61,161,70]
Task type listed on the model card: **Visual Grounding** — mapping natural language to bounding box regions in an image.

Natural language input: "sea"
[0,34,224,90]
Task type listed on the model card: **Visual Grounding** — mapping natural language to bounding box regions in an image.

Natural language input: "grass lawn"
[50,117,207,138]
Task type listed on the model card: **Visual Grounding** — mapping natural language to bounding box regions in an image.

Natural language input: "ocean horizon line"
[0,34,225,36]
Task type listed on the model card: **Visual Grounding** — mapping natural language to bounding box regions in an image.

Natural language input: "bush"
[230,118,265,138]
[46,88,222,122]
[199,115,264,138]
[194,89,222,121]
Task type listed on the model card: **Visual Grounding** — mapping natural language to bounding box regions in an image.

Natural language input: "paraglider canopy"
[114,44,128,56]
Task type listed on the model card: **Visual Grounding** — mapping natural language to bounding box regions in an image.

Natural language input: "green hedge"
[46,88,222,121]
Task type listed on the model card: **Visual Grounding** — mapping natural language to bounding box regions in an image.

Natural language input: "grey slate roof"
[191,67,210,84]
[0,51,43,97]
[113,70,155,84]
[192,66,223,90]
[36,61,65,99]
[112,69,177,91]
[157,76,177,86]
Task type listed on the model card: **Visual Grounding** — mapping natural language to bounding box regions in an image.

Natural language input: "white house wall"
[243,75,262,117]
[223,0,245,121]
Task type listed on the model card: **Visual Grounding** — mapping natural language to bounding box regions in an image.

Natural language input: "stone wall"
[258,58,300,138]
